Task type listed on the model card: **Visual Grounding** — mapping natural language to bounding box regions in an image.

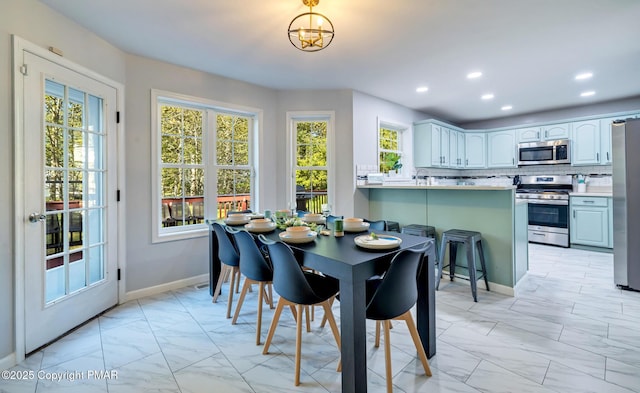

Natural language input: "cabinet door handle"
[584,200,595,203]
[573,210,576,218]
[597,153,599,162]
[466,159,469,166]
[532,232,546,236]
[607,152,610,161]
[545,130,548,138]
[512,158,515,165]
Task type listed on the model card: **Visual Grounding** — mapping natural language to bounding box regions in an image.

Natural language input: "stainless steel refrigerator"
[613,118,640,290]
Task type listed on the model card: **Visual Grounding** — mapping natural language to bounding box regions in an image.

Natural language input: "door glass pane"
[44,79,106,303]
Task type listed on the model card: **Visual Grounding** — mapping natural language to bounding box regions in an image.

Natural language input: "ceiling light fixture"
[575,72,593,80]
[581,91,596,97]
[416,86,429,93]
[467,71,482,79]
[501,105,513,111]
[288,0,335,52]
[481,93,494,100]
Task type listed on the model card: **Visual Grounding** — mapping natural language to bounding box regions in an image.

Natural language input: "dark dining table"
[209,224,436,393]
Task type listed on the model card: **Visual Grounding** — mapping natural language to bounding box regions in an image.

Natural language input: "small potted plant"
[382,153,402,176]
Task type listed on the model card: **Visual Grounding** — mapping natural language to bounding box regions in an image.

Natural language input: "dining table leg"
[338,271,368,393]
[416,240,437,358]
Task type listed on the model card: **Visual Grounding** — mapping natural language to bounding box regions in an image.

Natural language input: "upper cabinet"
[449,129,465,168]
[413,122,452,168]
[517,127,542,142]
[599,117,616,165]
[571,120,601,165]
[542,123,570,140]
[488,130,517,168]
[464,133,486,168]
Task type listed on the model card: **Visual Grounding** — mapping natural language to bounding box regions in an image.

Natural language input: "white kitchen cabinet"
[413,122,451,168]
[449,129,465,168]
[571,120,600,165]
[517,127,542,142]
[541,123,570,140]
[487,130,517,168]
[570,196,611,248]
[464,133,486,168]
[599,117,616,165]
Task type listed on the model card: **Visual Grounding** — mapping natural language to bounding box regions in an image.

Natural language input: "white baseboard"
[124,274,209,302]
[0,352,16,369]
[438,272,515,297]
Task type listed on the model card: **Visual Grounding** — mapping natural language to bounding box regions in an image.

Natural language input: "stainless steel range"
[515,175,573,247]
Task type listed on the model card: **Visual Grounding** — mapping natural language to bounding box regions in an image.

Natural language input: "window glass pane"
[45,126,65,168]
[87,171,102,208]
[68,88,84,129]
[235,142,249,165]
[69,130,84,168]
[217,115,233,140]
[161,105,182,135]
[183,109,202,137]
[87,209,103,247]
[162,135,182,163]
[183,137,202,164]
[162,168,183,197]
[234,117,249,140]
[69,171,84,207]
[88,246,104,284]
[88,95,103,133]
[45,80,64,126]
[86,131,103,170]
[185,168,204,197]
[216,140,233,165]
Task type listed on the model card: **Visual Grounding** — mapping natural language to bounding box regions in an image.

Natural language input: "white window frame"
[151,89,261,243]
[286,111,335,212]
[377,118,409,174]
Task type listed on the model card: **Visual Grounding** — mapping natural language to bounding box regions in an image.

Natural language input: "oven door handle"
[526,199,569,205]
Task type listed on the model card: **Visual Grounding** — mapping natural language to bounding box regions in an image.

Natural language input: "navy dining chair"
[211,223,241,319]
[229,230,274,345]
[259,237,341,386]
[366,246,432,392]
[364,218,386,231]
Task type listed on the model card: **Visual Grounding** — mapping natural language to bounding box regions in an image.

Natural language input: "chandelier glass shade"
[288,0,334,52]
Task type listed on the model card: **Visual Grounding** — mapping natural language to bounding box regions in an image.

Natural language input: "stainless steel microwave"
[517,139,571,165]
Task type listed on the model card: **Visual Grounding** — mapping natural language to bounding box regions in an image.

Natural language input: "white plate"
[244,222,276,233]
[279,231,318,244]
[224,218,250,225]
[344,222,370,232]
[354,234,402,250]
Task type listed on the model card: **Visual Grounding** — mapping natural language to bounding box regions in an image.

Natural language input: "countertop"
[357,184,516,191]
[569,192,612,197]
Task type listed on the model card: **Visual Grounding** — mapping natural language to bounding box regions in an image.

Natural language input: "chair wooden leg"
[383,320,393,393]
[267,283,274,309]
[319,296,335,328]
[235,269,242,293]
[320,300,342,372]
[295,304,303,386]
[256,282,265,345]
[231,278,251,325]
[226,267,238,319]
[263,298,286,355]
[212,264,228,303]
[397,311,432,376]
[375,321,381,348]
[305,306,311,333]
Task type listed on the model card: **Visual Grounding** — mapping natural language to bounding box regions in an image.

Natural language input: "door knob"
[29,213,46,223]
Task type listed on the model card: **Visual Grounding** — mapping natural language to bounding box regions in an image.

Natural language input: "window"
[152,90,258,242]
[287,112,334,214]
[378,122,404,173]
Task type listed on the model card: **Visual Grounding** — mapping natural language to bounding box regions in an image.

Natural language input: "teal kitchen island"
[357,185,529,295]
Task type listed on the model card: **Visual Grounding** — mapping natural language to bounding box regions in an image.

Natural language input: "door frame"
[12,35,126,363]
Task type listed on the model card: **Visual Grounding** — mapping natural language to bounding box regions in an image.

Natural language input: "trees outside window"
[379,125,403,173]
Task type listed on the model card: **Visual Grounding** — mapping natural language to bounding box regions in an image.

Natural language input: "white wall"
[123,55,279,292]
[351,91,430,217]
[0,0,127,361]
[275,90,355,218]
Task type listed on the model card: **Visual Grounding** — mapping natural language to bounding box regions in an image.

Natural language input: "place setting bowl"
[279,225,317,244]
[302,213,325,224]
[224,213,251,225]
[343,217,370,232]
[244,218,276,233]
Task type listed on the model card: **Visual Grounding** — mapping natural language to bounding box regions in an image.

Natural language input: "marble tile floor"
[3,244,640,393]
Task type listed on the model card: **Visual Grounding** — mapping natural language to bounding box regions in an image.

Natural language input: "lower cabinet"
[570,196,612,248]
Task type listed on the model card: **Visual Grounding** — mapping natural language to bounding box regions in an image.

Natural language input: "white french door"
[21,51,119,353]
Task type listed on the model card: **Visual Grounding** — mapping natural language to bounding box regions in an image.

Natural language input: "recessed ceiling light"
[467,71,482,79]
[501,105,513,111]
[580,91,596,97]
[575,72,593,80]
[416,86,429,93]
[481,93,494,100]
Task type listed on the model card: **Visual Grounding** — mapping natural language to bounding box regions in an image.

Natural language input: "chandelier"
[288,0,335,52]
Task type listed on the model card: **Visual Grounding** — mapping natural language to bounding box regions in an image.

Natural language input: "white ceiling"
[40,0,640,123]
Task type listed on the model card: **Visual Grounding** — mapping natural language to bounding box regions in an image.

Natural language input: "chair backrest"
[325,215,343,224]
[226,209,252,217]
[231,230,273,282]
[364,219,386,231]
[366,246,428,320]
[264,241,324,305]
[212,223,240,267]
